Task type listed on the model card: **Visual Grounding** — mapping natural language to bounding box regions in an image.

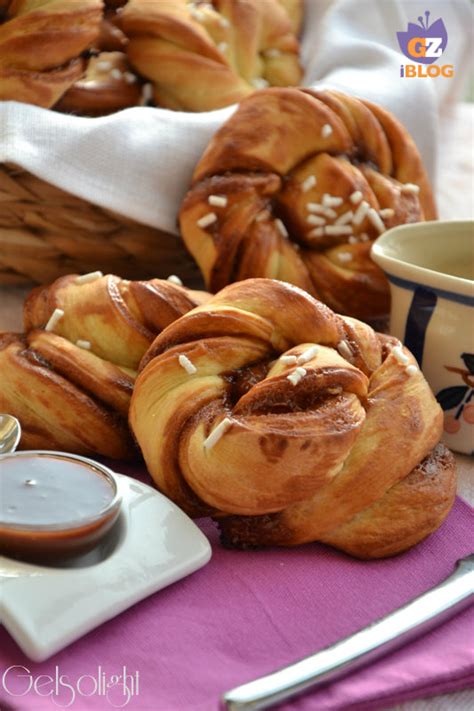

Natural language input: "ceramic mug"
[371,220,474,455]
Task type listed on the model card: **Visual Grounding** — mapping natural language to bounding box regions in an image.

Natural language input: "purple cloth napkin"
[0,462,473,711]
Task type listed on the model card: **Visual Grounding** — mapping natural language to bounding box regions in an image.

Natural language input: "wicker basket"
[0,164,203,287]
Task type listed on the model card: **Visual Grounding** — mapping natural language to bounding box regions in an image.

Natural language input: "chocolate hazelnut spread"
[0,452,121,561]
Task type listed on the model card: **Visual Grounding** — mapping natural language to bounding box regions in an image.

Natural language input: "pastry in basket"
[55,52,142,117]
[179,88,437,321]
[0,272,208,458]
[130,278,456,558]
[119,0,303,111]
[54,2,143,116]
[0,0,103,108]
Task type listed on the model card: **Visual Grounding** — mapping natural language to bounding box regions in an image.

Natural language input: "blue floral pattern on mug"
[436,353,474,443]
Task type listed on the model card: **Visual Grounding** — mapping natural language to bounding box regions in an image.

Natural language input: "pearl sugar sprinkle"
[337,340,353,359]
[280,354,298,364]
[265,48,282,58]
[349,190,363,205]
[141,83,153,103]
[208,194,228,207]
[321,124,333,138]
[203,417,232,450]
[302,175,317,192]
[45,308,64,332]
[335,210,353,226]
[367,207,386,234]
[307,203,337,219]
[96,61,112,72]
[197,212,217,229]
[287,367,307,385]
[322,194,343,208]
[275,218,289,238]
[297,345,319,364]
[178,354,197,375]
[401,183,420,194]
[337,251,352,262]
[326,225,352,236]
[251,78,269,89]
[353,200,369,226]
[392,345,410,365]
[76,271,103,285]
[307,214,325,226]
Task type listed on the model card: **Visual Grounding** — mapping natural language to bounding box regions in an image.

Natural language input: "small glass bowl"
[0,451,122,562]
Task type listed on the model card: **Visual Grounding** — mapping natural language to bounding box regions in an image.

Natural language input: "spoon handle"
[222,555,474,711]
[0,414,21,454]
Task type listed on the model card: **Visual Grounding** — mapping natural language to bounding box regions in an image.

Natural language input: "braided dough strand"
[0,273,208,458]
[130,278,454,557]
[180,88,436,319]
[0,0,103,107]
[119,0,302,111]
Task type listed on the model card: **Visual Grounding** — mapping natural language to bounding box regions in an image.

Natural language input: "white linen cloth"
[0,0,471,237]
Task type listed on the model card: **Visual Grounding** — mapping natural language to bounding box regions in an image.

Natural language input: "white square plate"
[0,473,212,661]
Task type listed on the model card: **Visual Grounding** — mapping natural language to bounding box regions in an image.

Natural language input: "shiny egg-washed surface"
[120,0,303,111]
[180,88,437,320]
[0,0,102,107]
[0,0,303,112]
[0,273,208,458]
[130,278,456,558]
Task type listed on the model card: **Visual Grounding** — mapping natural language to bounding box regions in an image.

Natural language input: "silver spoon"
[0,414,21,454]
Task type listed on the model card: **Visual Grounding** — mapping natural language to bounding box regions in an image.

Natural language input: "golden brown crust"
[0,0,302,113]
[97,16,128,52]
[180,88,437,320]
[23,273,209,368]
[0,273,209,458]
[119,0,303,112]
[55,52,141,116]
[0,0,103,108]
[130,278,454,557]
[0,330,135,459]
[219,443,456,558]
[0,59,86,108]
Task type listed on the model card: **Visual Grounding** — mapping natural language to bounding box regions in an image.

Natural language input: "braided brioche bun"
[55,51,141,116]
[130,278,456,558]
[0,273,208,458]
[119,0,303,111]
[179,88,436,320]
[0,0,103,108]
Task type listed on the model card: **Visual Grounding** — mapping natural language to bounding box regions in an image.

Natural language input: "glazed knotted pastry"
[55,52,142,117]
[119,0,303,111]
[0,273,208,458]
[0,0,103,108]
[55,4,142,116]
[179,88,437,320]
[130,278,455,558]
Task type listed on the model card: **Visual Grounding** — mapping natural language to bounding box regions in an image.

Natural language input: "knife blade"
[222,553,474,711]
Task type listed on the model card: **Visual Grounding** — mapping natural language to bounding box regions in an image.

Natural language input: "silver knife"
[222,553,474,711]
